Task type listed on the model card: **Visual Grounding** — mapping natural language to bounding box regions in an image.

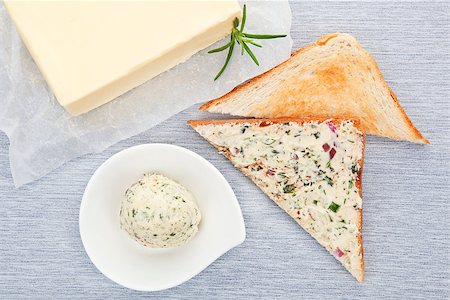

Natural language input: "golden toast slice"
[200,33,428,144]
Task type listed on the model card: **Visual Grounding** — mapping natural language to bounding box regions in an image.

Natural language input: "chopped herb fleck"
[277,172,287,178]
[328,202,341,213]
[263,138,276,145]
[313,132,320,139]
[283,184,295,193]
[324,176,334,186]
[313,200,319,205]
[348,180,354,189]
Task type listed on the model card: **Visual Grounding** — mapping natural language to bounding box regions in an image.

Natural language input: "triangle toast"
[200,33,428,144]
[189,117,365,281]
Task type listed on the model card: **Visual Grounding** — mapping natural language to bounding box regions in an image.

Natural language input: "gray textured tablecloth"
[0,1,449,299]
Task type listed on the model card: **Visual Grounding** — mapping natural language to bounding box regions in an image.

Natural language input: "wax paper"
[0,1,292,187]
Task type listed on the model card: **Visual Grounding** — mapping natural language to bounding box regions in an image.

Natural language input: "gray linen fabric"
[0,1,448,299]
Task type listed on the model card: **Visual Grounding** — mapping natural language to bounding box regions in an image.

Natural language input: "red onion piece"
[335,248,345,257]
[266,169,275,176]
[327,121,337,133]
[330,148,336,159]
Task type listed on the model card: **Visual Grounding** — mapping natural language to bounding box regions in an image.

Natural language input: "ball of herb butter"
[120,173,201,248]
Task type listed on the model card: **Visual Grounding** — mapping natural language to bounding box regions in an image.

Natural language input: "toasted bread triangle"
[200,33,428,144]
[189,118,365,282]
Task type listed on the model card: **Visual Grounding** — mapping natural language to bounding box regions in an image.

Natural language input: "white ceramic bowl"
[79,144,246,291]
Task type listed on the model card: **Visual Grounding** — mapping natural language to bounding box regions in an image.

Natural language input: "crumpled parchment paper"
[0,1,292,187]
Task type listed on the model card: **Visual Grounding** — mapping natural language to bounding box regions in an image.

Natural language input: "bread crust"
[189,116,360,128]
[189,117,365,281]
[199,33,429,144]
[357,129,366,282]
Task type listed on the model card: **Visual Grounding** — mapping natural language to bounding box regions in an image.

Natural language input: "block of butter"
[4,0,241,115]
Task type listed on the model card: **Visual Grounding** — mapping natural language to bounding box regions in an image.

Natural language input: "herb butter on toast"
[189,118,365,282]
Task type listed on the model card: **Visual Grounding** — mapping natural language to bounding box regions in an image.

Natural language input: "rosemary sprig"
[208,4,287,80]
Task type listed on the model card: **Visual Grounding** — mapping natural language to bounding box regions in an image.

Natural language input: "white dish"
[79,144,246,291]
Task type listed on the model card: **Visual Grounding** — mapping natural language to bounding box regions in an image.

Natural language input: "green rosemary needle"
[208,4,287,80]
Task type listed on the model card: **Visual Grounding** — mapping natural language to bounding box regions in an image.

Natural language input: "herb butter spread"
[120,173,201,248]
[192,119,364,281]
